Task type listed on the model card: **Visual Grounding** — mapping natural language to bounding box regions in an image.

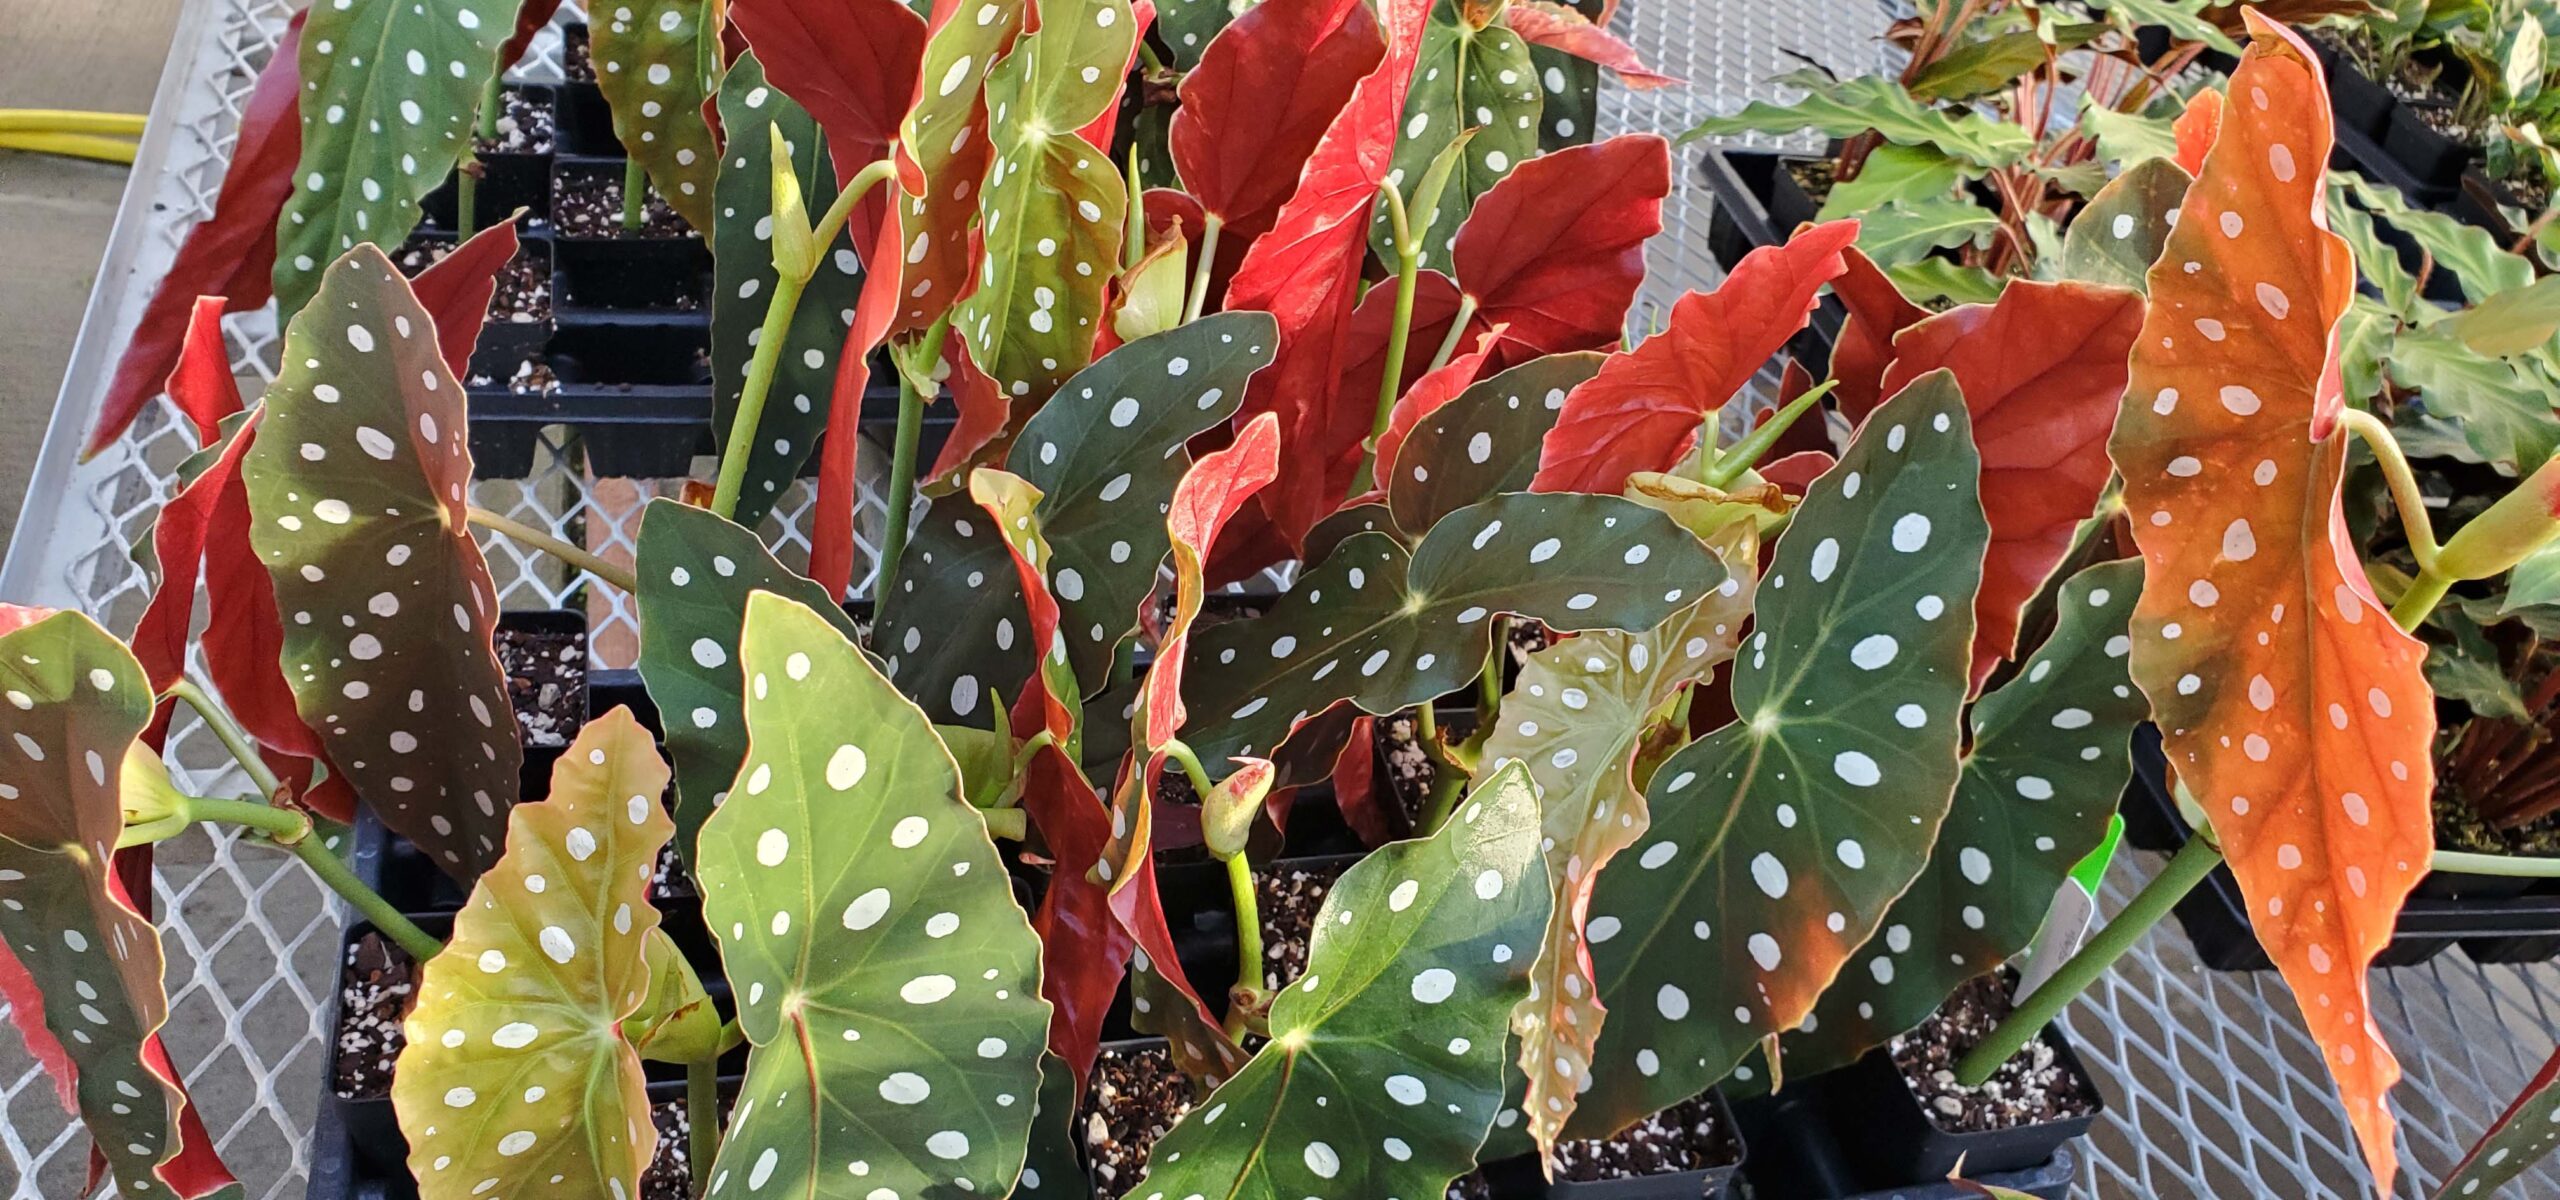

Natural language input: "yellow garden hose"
[0,110,146,164]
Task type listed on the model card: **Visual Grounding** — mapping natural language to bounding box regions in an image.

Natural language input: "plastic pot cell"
[1479,1088,1748,1199]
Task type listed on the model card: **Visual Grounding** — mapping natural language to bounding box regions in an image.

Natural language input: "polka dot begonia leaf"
[1145,410,1283,750]
[952,0,1135,403]
[2436,1045,2560,1198]
[273,0,513,318]
[1778,558,2145,1081]
[1477,520,1759,1161]
[1155,0,1236,68]
[1574,371,1989,1139]
[391,708,685,1200]
[967,467,1085,751]
[2059,156,2194,294]
[696,593,1051,1200]
[0,608,232,1200]
[877,312,1275,724]
[1176,490,1723,772]
[1384,351,1602,538]
[592,0,724,230]
[1525,24,1599,152]
[707,53,873,531]
[881,0,1024,334]
[1016,1052,1086,1198]
[2109,17,2435,1195]
[241,246,520,883]
[1129,762,1551,1199]
[631,498,863,880]
[1366,1,1540,273]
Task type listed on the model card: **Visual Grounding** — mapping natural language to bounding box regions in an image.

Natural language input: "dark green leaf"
[2061,157,2192,292]
[1531,43,1599,152]
[1131,762,1552,1199]
[2328,186,2421,317]
[2340,172,2536,302]
[632,498,862,876]
[1372,4,1542,271]
[0,611,198,1199]
[393,709,675,1200]
[243,246,520,881]
[698,593,1050,1199]
[2087,0,2241,55]
[1386,352,1602,536]
[592,0,723,229]
[275,0,514,316]
[1885,257,2006,305]
[1158,0,1234,68]
[1780,559,2144,1079]
[1015,1054,1086,1196]
[1686,71,2035,170]
[2427,604,2532,721]
[709,54,870,530]
[1909,30,2073,103]
[2076,98,2176,169]
[879,313,1275,721]
[1575,372,1988,1137]
[1180,492,1726,769]
[2434,1046,2560,1198]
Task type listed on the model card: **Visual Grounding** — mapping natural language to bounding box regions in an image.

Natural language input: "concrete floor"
[0,0,185,539]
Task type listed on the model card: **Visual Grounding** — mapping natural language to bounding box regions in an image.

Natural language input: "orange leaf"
[2172,86,2223,177]
[2110,17,2428,1196]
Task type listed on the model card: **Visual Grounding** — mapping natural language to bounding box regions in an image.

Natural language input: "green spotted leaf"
[698,592,1050,1199]
[0,610,206,1199]
[1016,1053,1086,1196]
[393,709,677,1200]
[2060,157,2192,293]
[1531,42,1598,152]
[710,54,870,530]
[878,312,1274,723]
[1372,3,1542,272]
[954,0,1134,401]
[967,468,1085,750]
[243,246,520,881]
[1179,492,1724,770]
[1574,371,1988,1137]
[1478,521,1759,1157]
[632,498,862,876]
[592,0,723,229]
[1158,0,1233,67]
[884,0,1026,333]
[2437,1045,2560,1198]
[1386,352,1601,537]
[1685,71,2035,171]
[275,0,514,317]
[1131,763,1552,1199]
[1779,559,2144,1080]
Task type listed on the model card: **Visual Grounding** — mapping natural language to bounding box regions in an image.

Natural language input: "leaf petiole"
[466,506,640,593]
[1221,847,1266,1041]
[1700,380,1839,491]
[2339,408,2439,573]
[1184,215,1223,324]
[1356,177,1425,497]
[181,793,444,962]
[622,157,648,232]
[878,315,952,598]
[164,678,283,803]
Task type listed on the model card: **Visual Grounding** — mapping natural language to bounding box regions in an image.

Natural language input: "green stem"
[878,317,950,600]
[1425,295,1481,373]
[2391,566,2453,630]
[1700,381,1837,490]
[687,1058,719,1200]
[1220,848,1265,1041]
[187,795,444,962]
[2340,407,2439,572]
[2433,848,2560,876]
[1184,215,1224,324]
[1161,737,1217,797]
[467,506,639,593]
[165,679,282,802]
[1478,616,1508,717]
[710,273,808,519]
[622,157,648,232]
[710,159,896,524]
[1356,178,1424,498]
[1953,835,2221,1086]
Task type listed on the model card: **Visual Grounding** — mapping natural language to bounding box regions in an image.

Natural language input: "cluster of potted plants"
[20,1,2560,1199]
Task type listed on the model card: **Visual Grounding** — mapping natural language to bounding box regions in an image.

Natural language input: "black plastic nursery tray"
[1731,1055,2090,1200]
[1691,146,1844,362]
[2119,724,2560,970]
